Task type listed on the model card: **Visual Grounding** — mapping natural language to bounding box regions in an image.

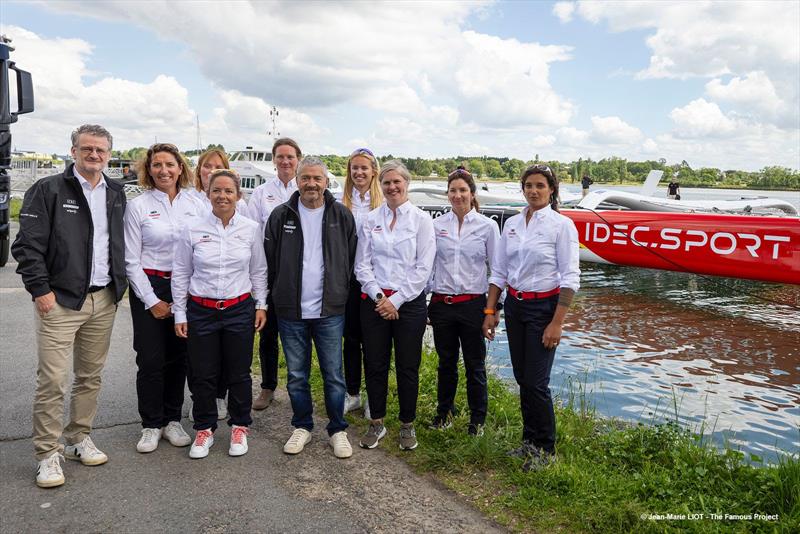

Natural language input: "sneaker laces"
[332,432,348,447]
[142,428,160,441]
[399,425,415,439]
[80,437,101,456]
[43,453,64,473]
[287,429,307,447]
[194,429,212,446]
[368,423,382,437]
[231,426,248,445]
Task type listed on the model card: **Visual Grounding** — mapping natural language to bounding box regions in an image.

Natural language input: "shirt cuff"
[388,292,405,310]
[143,292,161,309]
[174,311,187,324]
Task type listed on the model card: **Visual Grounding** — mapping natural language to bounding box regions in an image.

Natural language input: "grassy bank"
[9,197,22,221]
[287,343,798,533]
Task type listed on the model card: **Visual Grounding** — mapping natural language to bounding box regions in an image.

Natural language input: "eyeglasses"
[350,147,375,158]
[78,147,109,156]
[448,168,472,179]
[526,164,553,177]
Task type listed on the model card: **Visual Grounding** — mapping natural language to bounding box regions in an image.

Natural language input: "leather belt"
[430,293,482,305]
[361,288,397,300]
[88,284,109,293]
[190,293,251,310]
[143,269,172,279]
[508,286,560,301]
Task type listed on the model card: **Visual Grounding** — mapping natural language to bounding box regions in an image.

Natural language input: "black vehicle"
[0,35,34,267]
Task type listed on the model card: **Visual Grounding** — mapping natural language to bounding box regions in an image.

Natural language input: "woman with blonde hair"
[125,143,199,453]
[190,148,248,213]
[340,148,382,415]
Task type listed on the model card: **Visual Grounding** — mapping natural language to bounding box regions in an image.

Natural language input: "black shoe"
[429,414,453,430]
[467,423,484,436]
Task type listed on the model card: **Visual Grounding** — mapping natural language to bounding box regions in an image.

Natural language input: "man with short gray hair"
[12,124,127,488]
[264,156,357,459]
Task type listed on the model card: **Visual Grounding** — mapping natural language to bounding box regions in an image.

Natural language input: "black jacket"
[12,164,128,310]
[264,190,357,320]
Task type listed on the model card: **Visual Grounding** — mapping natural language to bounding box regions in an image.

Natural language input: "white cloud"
[704,71,788,126]
[641,138,658,154]
[557,126,589,145]
[553,1,576,23]
[590,115,643,144]
[668,98,737,138]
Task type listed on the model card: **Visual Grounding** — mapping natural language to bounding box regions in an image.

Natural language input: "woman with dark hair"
[355,160,435,451]
[428,167,499,435]
[482,164,580,471]
[124,143,199,453]
[172,169,267,459]
[340,148,383,415]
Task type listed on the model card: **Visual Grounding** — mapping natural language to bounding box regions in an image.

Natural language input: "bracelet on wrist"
[483,308,497,315]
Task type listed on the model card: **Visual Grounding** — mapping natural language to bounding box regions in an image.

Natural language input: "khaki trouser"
[33,288,117,460]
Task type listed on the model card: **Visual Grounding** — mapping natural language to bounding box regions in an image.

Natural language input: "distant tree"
[484,159,504,178]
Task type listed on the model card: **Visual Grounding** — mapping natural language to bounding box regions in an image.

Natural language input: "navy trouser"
[343,279,365,396]
[428,295,488,425]
[361,292,427,423]
[129,274,187,429]
[257,294,280,391]
[504,294,559,454]
[186,298,254,431]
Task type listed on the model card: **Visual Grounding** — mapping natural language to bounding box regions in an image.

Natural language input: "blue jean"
[277,315,348,436]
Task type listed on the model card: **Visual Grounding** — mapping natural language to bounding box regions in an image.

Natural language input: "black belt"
[88,284,110,293]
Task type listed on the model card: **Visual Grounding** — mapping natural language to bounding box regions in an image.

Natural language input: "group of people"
[12,124,580,489]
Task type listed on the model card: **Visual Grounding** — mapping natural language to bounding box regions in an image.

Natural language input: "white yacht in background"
[229,146,342,198]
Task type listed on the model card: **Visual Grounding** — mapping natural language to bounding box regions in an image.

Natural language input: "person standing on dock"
[264,157,357,459]
[667,179,680,200]
[428,167,499,436]
[482,164,580,472]
[247,138,302,411]
[339,148,383,417]
[12,124,127,488]
[581,175,593,198]
[355,160,436,451]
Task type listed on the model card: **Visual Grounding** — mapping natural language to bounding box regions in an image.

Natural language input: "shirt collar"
[523,204,552,221]
[73,167,107,190]
[272,176,297,190]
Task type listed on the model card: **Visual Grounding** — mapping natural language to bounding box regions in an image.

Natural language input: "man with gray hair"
[264,156,357,458]
[12,124,127,488]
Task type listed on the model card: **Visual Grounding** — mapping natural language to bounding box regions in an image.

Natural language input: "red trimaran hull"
[563,210,800,285]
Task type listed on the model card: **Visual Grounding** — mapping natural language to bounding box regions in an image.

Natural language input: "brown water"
[486,264,800,463]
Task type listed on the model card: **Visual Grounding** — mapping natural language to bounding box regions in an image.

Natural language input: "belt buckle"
[515,291,524,301]
[444,295,454,305]
[162,273,171,280]
[214,300,227,310]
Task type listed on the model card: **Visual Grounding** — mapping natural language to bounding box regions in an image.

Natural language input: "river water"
[413,183,799,463]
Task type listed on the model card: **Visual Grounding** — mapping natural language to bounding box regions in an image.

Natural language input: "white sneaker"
[163,422,191,447]
[343,393,361,414]
[283,428,312,455]
[229,425,249,456]
[36,453,65,488]
[64,436,108,466]
[330,431,353,459]
[216,397,227,420]
[189,429,214,459]
[136,428,162,453]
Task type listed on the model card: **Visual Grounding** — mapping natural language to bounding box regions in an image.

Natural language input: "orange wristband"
[483,308,496,315]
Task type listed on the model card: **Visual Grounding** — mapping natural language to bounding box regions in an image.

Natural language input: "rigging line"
[574,206,800,310]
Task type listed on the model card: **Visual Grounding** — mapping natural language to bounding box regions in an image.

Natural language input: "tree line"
[109,145,799,190]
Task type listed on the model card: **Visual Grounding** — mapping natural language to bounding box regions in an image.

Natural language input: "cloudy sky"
[3,0,798,171]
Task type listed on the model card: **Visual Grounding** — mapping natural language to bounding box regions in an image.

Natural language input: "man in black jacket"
[264,156,357,459]
[12,124,127,488]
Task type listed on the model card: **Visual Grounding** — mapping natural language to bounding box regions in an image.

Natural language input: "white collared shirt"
[124,188,203,308]
[74,168,110,287]
[345,189,373,229]
[355,200,436,309]
[430,209,500,295]
[247,177,297,224]
[187,188,249,216]
[489,205,580,293]
[171,211,268,324]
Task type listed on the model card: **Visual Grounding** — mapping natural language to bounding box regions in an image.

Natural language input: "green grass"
[9,198,22,221]
[292,344,799,533]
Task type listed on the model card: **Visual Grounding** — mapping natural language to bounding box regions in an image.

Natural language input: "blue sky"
[2,1,798,171]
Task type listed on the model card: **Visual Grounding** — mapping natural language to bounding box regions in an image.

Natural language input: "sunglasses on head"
[527,164,553,177]
[351,147,375,158]
[448,168,472,179]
